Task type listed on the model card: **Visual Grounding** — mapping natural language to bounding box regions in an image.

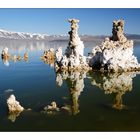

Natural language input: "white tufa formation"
[55,47,63,62]
[41,48,55,67]
[42,101,60,115]
[55,19,89,71]
[56,73,63,86]
[44,101,60,111]
[2,47,8,55]
[7,94,24,113]
[1,47,9,60]
[88,19,140,72]
[42,48,55,60]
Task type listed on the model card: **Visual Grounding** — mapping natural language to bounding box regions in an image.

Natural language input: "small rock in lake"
[42,101,60,115]
[7,94,24,113]
[45,101,60,111]
[1,47,10,60]
[13,54,22,62]
[23,52,28,61]
[24,52,28,58]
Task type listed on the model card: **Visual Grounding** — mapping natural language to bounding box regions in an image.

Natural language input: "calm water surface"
[0,40,140,131]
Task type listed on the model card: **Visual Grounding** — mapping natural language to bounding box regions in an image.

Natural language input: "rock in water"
[88,19,140,72]
[55,19,90,71]
[1,47,10,60]
[42,48,55,60]
[41,48,55,66]
[41,101,60,115]
[45,101,59,111]
[7,94,24,113]
[24,52,28,61]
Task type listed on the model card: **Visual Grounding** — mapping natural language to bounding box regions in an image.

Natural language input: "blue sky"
[0,8,140,35]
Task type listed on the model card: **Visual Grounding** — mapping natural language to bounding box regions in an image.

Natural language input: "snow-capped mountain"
[0,29,68,41]
[0,29,140,41]
[0,29,49,40]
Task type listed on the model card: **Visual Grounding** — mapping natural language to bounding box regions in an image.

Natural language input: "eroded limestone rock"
[88,19,140,72]
[7,94,24,113]
[1,47,10,60]
[55,19,90,71]
[41,48,55,66]
[110,19,127,42]
[13,55,22,62]
[1,48,28,65]
[43,48,55,60]
[42,101,60,115]
[23,52,28,61]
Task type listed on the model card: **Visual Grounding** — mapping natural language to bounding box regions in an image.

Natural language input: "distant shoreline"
[0,37,140,42]
[0,29,140,41]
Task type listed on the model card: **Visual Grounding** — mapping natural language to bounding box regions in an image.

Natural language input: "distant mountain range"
[0,29,140,41]
[0,29,68,41]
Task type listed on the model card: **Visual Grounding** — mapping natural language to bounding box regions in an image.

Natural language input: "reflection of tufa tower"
[89,72,135,110]
[68,71,85,115]
[112,92,125,110]
[56,71,86,115]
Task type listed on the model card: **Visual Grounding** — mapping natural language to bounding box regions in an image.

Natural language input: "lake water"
[0,40,140,131]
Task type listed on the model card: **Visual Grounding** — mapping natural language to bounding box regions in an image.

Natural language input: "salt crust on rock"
[7,94,24,113]
[55,19,90,71]
[88,19,140,72]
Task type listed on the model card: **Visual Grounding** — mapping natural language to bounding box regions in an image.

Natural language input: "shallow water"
[0,40,140,131]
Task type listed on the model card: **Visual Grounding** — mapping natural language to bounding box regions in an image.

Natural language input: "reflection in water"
[88,72,136,110]
[2,53,29,66]
[1,47,29,66]
[4,89,14,93]
[0,41,67,67]
[2,59,9,66]
[0,40,68,53]
[41,58,54,67]
[8,111,21,123]
[56,70,86,115]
